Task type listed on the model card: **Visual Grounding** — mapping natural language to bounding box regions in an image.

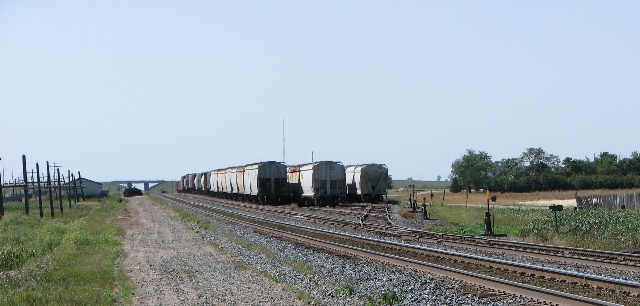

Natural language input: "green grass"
[334,284,355,295]
[426,204,542,237]
[522,208,640,251]
[0,196,133,306]
[366,291,401,306]
[416,203,640,251]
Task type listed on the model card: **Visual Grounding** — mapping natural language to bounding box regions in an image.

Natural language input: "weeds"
[0,196,132,305]
[366,291,401,305]
[334,284,355,295]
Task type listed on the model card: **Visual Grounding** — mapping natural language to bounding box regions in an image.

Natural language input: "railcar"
[194,173,203,194]
[226,168,237,198]
[236,165,246,201]
[177,176,184,192]
[187,174,195,193]
[345,164,388,203]
[288,161,345,207]
[244,161,288,204]
[201,171,211,195]
[217,168,229,197]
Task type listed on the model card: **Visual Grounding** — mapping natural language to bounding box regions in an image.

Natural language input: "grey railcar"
[288,161,345,207]
[345,164,388,203]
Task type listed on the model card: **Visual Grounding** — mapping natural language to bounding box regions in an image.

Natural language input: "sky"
[1,1,639,182]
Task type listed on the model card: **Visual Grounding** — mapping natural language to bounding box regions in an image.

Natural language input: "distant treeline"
[449,148,640,193]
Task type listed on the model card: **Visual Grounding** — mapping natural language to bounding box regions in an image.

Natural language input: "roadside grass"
[0,196,133,306]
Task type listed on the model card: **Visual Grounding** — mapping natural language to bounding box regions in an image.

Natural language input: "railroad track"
[159,193,640,305]
[173,193,640,273]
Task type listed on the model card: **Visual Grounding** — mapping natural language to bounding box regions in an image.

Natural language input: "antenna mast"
[282,119,285,163]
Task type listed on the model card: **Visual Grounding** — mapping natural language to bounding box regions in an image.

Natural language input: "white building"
[64,178,108,197]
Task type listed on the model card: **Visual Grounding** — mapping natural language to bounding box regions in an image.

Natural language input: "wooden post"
[442,189,446,206]
[47,161,56,216]
[1,171,4,218]
[22,155,29,215]
[78,171,85,200]
[72,173,78,204]
[67,170,72,208]
[36,163,43,218]
[57,168,63,213]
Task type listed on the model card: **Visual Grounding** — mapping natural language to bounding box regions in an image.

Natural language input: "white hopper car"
[288,161,345,207]
[345,164,388,203]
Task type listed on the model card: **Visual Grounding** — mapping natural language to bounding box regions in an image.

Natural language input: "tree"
[519,147,560,176]
[450,149,493,192]
[387,174,393,190]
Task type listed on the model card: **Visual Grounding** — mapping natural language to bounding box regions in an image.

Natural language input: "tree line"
[449,148,640,193]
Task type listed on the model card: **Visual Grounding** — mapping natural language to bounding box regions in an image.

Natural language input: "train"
[177,161,388,207]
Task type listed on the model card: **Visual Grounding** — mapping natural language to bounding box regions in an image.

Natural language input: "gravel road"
[118,196,303,306]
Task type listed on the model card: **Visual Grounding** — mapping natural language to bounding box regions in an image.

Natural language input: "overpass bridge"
[111,180,167,191]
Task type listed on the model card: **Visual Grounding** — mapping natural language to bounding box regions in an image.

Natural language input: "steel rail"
[174,193,640,272]
[161,194,639,304]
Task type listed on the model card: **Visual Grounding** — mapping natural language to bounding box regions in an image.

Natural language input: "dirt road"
[117,196,303,305]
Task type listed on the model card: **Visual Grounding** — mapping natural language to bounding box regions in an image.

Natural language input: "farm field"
[390,188,640,252]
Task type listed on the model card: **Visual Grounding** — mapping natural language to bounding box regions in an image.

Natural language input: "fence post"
[47,161,55,216]
[72,173,78,204]
[22,155,29,215]
[36,163,43,218]
[1,171,4,218]
[67,170,72,208]
[57,168,63,213]
[78,171,85,200]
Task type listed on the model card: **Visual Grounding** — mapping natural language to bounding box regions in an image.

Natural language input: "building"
[64,178,108,197]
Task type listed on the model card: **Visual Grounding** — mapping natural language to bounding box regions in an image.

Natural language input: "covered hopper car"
[288,161,345,207]
[345,164,388,203]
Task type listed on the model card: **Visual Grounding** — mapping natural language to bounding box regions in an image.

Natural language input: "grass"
[397,190,640,251]
[366,291,401,306]
[0,196,133,306]
[334,284,355,295]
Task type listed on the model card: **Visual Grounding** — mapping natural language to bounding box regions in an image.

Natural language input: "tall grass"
[0,196,133,306]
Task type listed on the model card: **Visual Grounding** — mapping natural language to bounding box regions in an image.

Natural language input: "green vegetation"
[366,291,401,306]
[420,203,640,251]
[334,284,355,295]
[0,196,133,306]
[450,148,640,193]
[522,208,640,251]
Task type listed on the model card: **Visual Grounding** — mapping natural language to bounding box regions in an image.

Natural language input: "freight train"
[177,161,388,206]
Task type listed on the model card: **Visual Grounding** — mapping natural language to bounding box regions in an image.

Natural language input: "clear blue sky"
[1,1,639,182]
